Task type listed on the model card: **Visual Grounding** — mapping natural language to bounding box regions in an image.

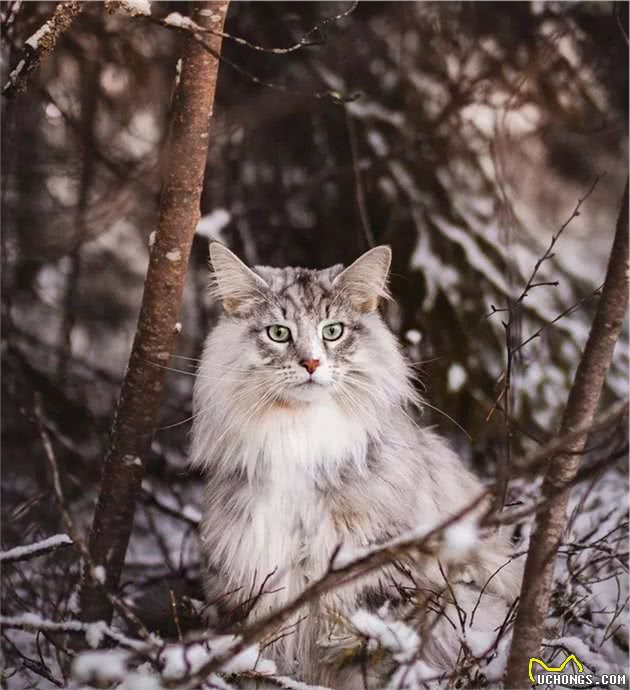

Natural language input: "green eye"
[267,324,291,343]
[322,322,344,341]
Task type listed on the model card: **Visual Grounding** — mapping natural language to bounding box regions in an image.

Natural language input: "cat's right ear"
[209,242,268,314]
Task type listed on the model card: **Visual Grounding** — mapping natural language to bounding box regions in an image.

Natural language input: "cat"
[190,242,521,686]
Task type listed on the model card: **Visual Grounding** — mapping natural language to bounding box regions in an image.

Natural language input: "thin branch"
[2,1,84,97]
[0,535,73,564]
[152,2,358,55]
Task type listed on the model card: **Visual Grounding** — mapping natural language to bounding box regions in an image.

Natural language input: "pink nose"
[300,358,320,375]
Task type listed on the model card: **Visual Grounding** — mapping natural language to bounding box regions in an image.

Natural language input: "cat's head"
[206,243,408,409]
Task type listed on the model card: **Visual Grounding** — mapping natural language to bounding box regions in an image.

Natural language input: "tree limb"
[77,0,229,626]
[504,179,629,688]
[2,1,84,97]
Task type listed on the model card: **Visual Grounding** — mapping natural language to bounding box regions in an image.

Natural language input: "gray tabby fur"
[190,243,521,686]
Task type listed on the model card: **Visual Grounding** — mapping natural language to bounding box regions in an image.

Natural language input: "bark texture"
[504,179,629,688]
[78,1,229,625]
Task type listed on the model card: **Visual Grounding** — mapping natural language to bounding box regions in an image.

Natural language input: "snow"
[181,504,201,523]
[160,637,276,679]
[73,649,130,683]
[447,363,467,393]
[405,329,422,345]
[85,620,108,648]
[93,565,106,584]
[196,208,231,242]
[367,130,388,156]
[148,230,156,248]
[25,23,52,50]
[119,0,152,16]
[164,12,195,29]
[442,521,479,561]
[351,609,419,663]
[165,249,182,262]
[4,613,62,628]
[0,533,72,562]
[119,669,163,690]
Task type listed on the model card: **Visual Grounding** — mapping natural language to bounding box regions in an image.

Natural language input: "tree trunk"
[504,179,629,688]
[78,0,229,626]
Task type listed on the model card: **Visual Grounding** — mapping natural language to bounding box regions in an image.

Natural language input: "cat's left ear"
[333,245,391,313]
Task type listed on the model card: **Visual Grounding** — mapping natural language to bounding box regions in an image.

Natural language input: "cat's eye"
[322,322,344,341]
[267,324,291,343]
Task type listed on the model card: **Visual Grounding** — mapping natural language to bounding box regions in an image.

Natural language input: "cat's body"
[191,244,520,685]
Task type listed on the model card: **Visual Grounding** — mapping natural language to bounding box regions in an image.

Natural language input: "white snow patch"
[148,231,156,248]
[443,521,478,561]
[174,322,182,334]
[160,637,275,679]
[182,505,201,523]
[447,363,467,392]
[73,649,130,683]
[196,208,231,242]
[165,250,182,262]
[0,534,72,562]
[119,0,152,16]
[351,609,419,662]
[25,23,52,50]
[9,60,25,82]
[85,621,108,648]
[93,565,106,584]
[164,12,195,29]
[405,329,422,345]
[367,130,388,156]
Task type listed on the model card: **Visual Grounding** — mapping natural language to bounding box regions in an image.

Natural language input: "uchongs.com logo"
[528,653,628,687]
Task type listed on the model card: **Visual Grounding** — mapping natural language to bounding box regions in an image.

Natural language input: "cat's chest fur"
[201,402,372,604]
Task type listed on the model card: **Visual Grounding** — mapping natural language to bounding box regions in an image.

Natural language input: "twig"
[2,1,84,97]
[517,175,601,305]
[0,535,73,564]
[148,2,358,55]
[345,107,375,249]
[33,394,152,641]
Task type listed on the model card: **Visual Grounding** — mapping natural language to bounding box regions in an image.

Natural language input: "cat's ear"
[209,242,269,314]
[333,245,391,313]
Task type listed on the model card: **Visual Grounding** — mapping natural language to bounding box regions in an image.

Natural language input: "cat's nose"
[300,358,320,375]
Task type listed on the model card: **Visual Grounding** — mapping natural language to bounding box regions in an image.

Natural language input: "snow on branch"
[104,0,152,17]
[3,1,84,97]
[0,534,72,563]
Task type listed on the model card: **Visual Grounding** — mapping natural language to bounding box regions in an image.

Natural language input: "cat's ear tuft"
[209,242,268,314]
[333,245,392,313]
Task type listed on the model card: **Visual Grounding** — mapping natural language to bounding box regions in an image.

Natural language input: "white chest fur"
[202,401,370,611]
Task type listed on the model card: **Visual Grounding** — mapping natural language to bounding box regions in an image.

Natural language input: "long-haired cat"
[190,243,521,686]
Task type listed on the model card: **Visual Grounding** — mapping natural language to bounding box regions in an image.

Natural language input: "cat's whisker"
[145,360,258,384]
[210,383,285,464]
[158,379,273,430]
[404,400,472,441]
